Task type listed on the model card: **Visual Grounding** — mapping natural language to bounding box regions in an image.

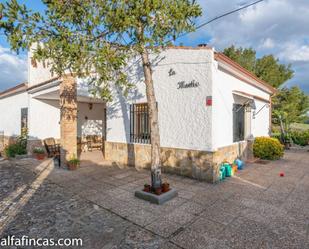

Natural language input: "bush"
[4,130,28,158]
[33,147,45,154]
[68,154,80,165]
[253,137,284,160]
[290,130,309,146]
[4,143,27,158]
[271,132,282,142]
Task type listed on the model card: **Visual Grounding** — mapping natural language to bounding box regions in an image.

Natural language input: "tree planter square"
[135,188,178,205]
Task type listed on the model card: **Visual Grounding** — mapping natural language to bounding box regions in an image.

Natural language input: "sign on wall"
[169,68,200,90]
[177,80,200,89]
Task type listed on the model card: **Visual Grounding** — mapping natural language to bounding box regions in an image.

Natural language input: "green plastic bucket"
[225,165,232,177]
[220,166,226,180]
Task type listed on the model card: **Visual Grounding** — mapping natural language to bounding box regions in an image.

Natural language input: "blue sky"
[0,0,309,94]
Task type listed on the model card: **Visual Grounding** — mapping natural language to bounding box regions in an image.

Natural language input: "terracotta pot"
[162,183,170,193]
[155,187,162,195]
[35,153,45,160]
[143,185,151,192]
[68,163,78,171]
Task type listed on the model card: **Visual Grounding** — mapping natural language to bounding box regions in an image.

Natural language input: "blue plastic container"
[235,159,244,170]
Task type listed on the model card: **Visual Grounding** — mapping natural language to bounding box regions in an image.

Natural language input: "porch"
[27,75,106,166]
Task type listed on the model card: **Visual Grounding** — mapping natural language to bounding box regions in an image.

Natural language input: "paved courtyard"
[0,149,308,249]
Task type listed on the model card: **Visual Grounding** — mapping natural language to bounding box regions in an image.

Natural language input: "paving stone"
[200,206,237,226]
[177,189,196,199]
[189,217,226,236]
[177,201,205,215]
[219,216,270,249]
[171,228,221,249]
[126,209,159,227]
[0,149,308,248]
[146,218,183,238]
[164,208,197,225]
[260,227,307,249]
[119,225,164,249]
[158,241,182,249]
[267,214,308,237]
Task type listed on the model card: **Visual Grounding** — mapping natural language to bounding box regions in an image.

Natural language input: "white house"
[0,45,275,182]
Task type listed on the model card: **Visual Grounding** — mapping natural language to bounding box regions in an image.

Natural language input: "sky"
[0,0,309,93]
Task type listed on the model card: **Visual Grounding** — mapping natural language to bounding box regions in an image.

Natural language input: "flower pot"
[232,165,238,173]
[155,187,162,195]
[143,184,151,192]
[67,163,78,171]
[35,153,45,160]
[162,183,170,193]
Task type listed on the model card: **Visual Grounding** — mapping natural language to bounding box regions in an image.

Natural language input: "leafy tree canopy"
[223,45,294,88]
[0,0,202,100]
[272,86,309,129]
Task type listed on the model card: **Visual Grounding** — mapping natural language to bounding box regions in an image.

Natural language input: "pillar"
[60,74,78,167]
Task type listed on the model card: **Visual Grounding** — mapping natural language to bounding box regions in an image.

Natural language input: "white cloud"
[259,38,275,49]
[180,0,309,93]
[0,45,27,91]
[279,43,309,62]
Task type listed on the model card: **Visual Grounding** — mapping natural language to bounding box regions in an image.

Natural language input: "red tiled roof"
[0,83,28,98]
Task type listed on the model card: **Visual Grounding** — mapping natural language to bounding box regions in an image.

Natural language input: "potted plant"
[33,147,45,160]
[67,155,80,170]
[154,187,162,195]
[162,182,170,193]
[143,184,151,192]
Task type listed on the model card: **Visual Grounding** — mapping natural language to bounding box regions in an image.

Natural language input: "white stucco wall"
[28,49,54,87]
[107,48,214,151]
[28,97,60,140]
[0,92,28,137]
[77,102,105,137]
[251,99,271,137]
[212,61,271,150]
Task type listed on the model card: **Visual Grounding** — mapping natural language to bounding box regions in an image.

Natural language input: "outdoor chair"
[86,135,103,151]
[43,137,61,166]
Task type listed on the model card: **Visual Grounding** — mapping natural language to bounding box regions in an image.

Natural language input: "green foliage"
[223,45,294,88]
[0,0,202,101]
[68,154,80,165]
[4,142,27,158]
[290,122,309,131]
[3,128,28,158]
[290,130,309,146]
[253,137,284,160]
[33,147,45,154]
[223,46,257,73]
[272,87,309,131]
[271,132,281,142]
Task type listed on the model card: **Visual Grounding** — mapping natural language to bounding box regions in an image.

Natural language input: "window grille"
[130,103,150,144]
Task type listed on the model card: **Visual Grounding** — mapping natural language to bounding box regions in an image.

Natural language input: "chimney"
[198,44,208,48]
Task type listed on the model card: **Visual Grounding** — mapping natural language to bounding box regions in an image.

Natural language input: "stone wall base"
[105,141,251,183]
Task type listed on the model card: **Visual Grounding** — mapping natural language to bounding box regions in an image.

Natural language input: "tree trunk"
[140,49,162,189]
[279,115,285,143]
